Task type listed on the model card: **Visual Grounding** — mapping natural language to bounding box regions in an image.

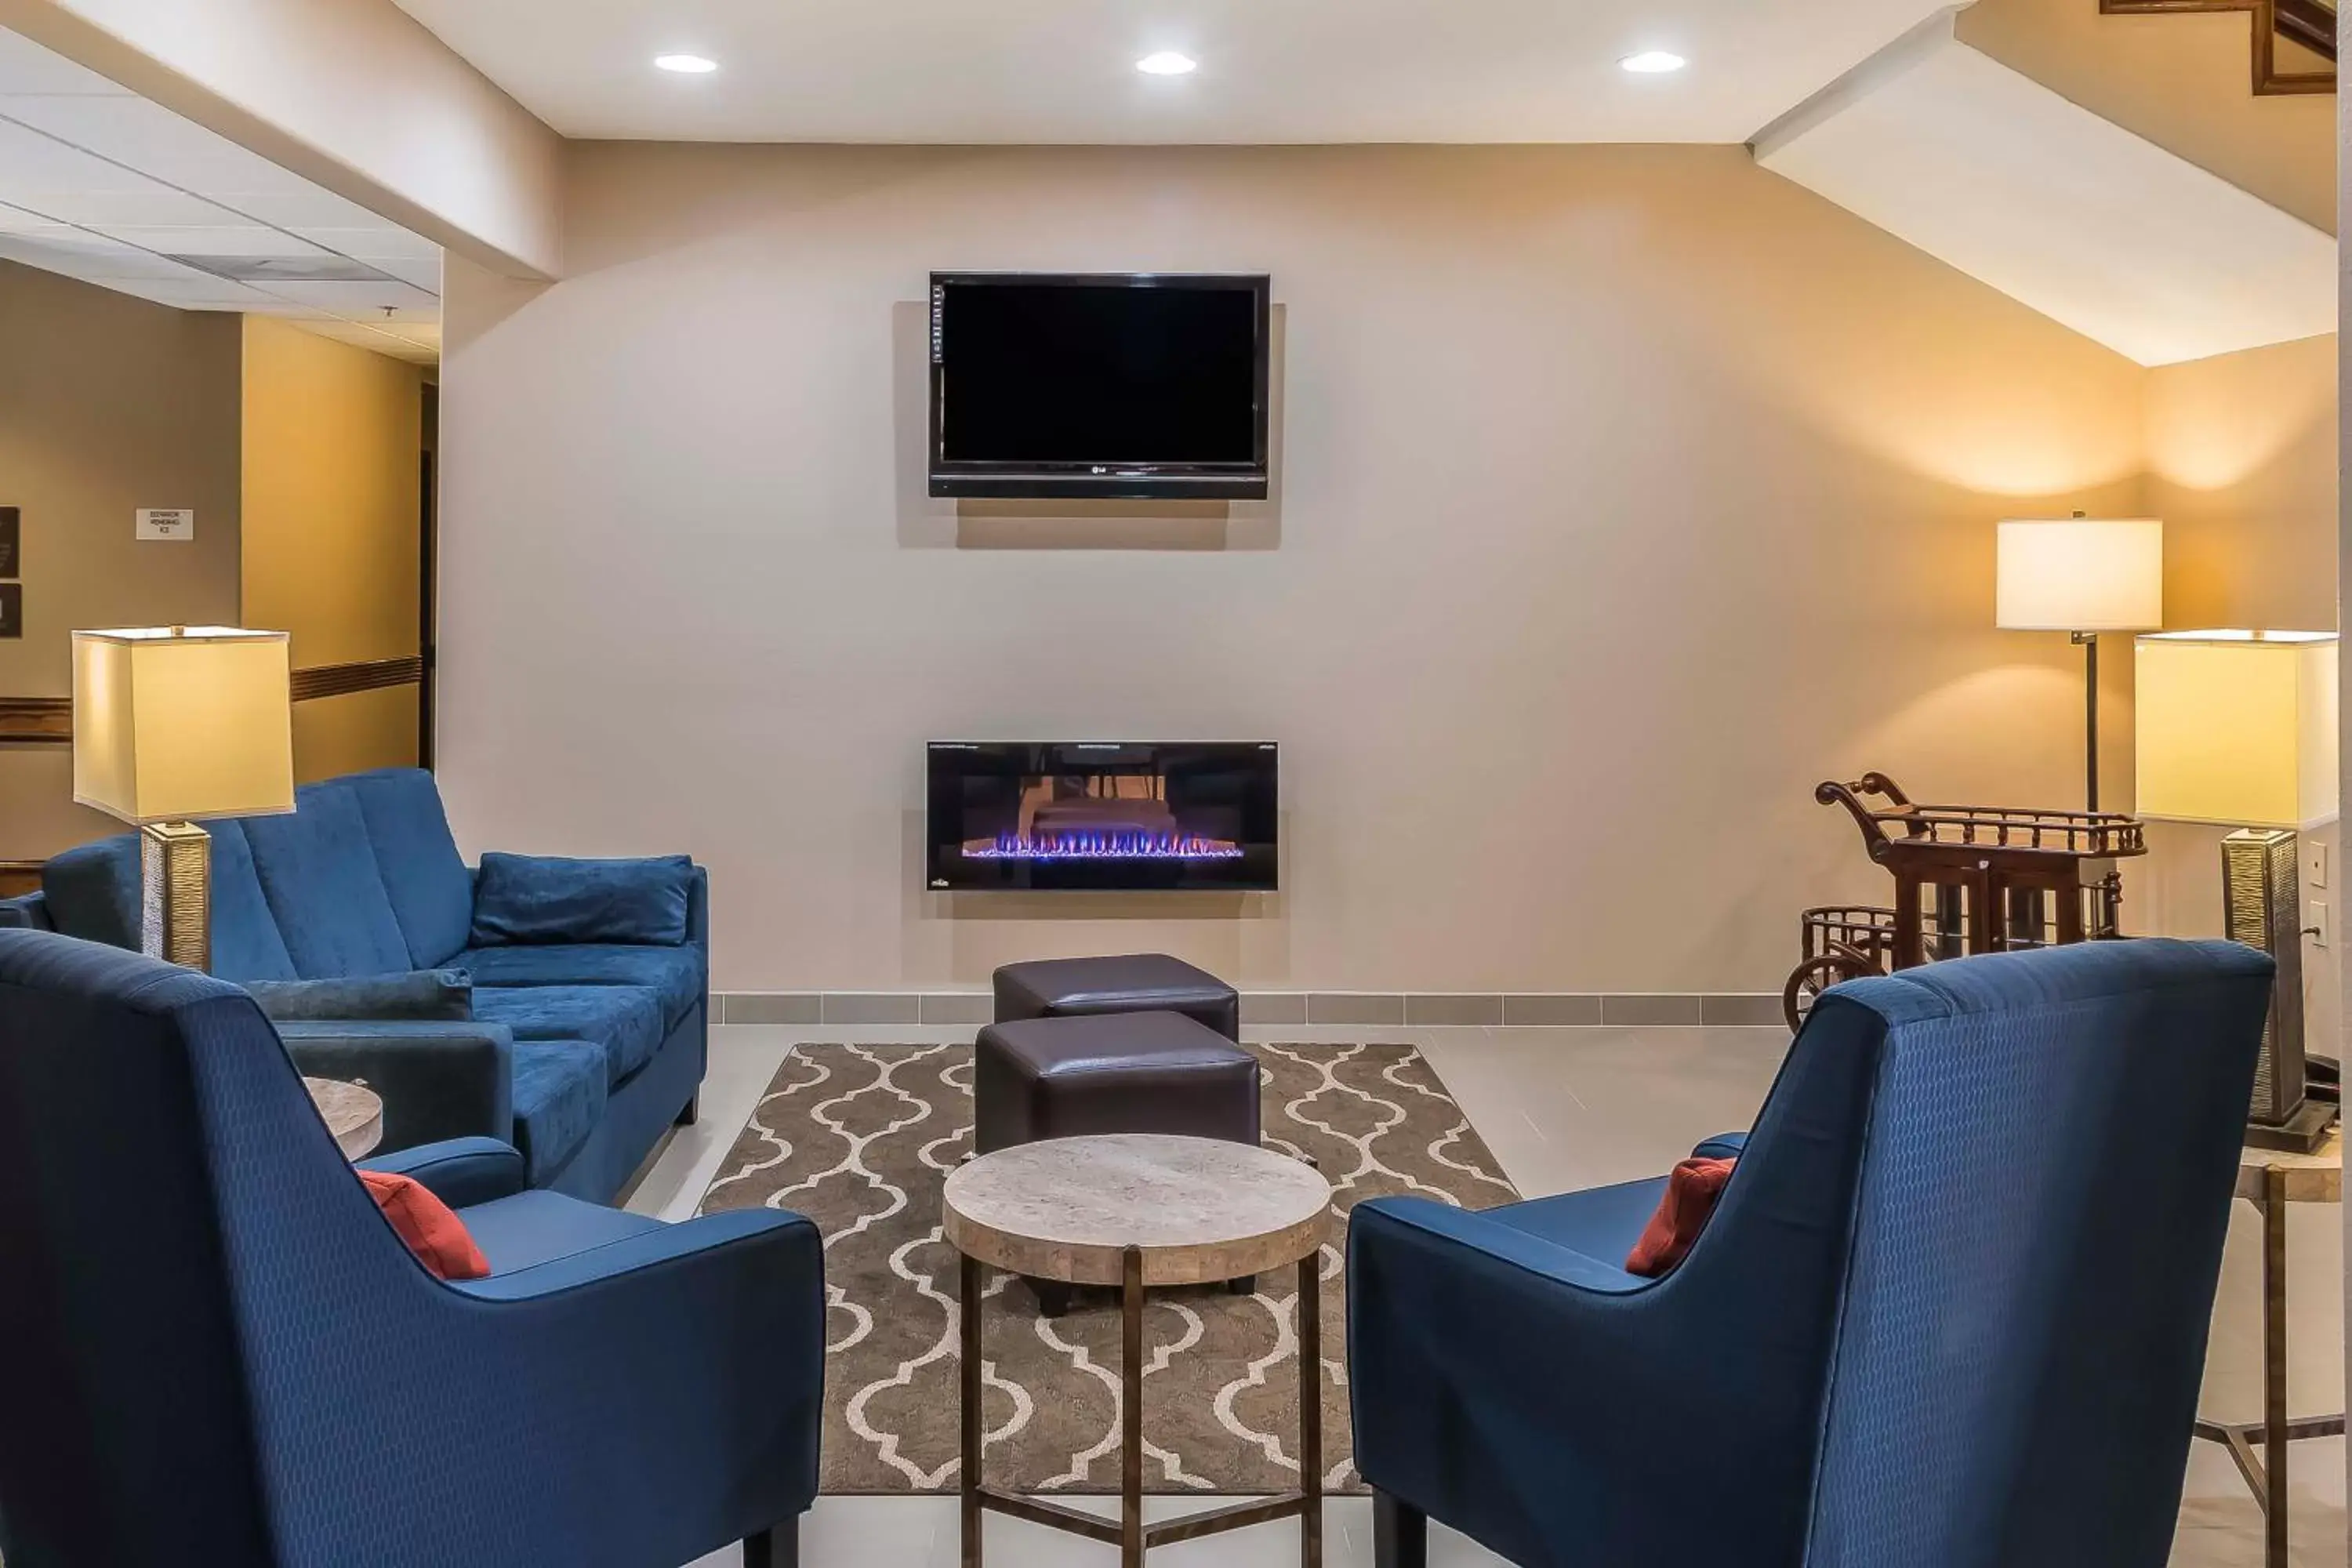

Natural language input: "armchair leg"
[677,1093,700,1128]
[1374,1490,1425,1568]
[743,1518,797,1568]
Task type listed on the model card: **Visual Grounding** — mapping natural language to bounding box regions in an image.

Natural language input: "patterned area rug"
[698,1041,1518,1495]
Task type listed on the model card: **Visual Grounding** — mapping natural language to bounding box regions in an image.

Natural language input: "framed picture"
[0,583,20,639]
[0,506,16,577]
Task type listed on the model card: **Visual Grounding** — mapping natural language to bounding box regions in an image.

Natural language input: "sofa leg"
[1227,1275,1256,1296]
[1374,1490,1425,1568]
[1030,1278,1073,1318]
[743,1517,797,1568]
[677,1094,700,1128]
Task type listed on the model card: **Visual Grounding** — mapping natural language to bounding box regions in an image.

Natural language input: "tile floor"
[633,1023,2348,1568]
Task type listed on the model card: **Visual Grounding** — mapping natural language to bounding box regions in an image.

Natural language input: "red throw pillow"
[1624,1156,1737,1278]
[358,1170,492,1281]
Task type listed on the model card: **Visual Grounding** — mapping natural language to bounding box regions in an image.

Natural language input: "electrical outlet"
[2309,900,2331,948]
[2307,841,2328,890]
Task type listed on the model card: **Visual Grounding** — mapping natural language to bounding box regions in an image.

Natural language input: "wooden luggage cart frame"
[1784,773,2143,1029]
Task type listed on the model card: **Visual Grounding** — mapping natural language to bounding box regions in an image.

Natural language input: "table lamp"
[72,627,295,971]
[2136,628,2339,1151]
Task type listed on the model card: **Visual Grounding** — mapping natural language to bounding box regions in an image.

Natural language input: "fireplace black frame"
[925,742,1279,892]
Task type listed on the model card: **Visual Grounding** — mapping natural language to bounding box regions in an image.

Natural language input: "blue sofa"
[0,927,819,1568]
[0,768,706,1201]
[1348,938,2274,1568]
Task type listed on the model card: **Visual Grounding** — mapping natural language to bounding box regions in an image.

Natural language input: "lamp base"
[139,819,211,971]
[2245,1097,2337,1155]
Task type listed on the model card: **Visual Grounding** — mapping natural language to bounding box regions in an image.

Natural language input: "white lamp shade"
[1996,519,2164,632]
[72,627,295,825]
[2134,630,2339,828]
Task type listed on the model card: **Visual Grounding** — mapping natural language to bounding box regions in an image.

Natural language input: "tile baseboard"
[718,992,1787,1029]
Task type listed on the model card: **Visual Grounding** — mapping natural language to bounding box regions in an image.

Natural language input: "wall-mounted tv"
[927,742,1279,892]
[928,273,1272,501]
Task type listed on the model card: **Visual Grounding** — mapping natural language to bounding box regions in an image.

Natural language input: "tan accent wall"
[1956,0,2336,234]
[439,143,2161,993]
[2145,332,2339,631]
[241,315,425,782]
[0,259,242,858]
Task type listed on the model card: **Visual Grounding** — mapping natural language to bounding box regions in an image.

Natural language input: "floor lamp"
[71,627,295,970]
[1996,517,2165,812]
[2136,629,2339,1152]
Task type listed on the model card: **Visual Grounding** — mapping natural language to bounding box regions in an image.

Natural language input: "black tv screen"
[929,273,1271,500]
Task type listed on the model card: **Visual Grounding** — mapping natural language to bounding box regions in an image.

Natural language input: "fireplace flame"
[962,829,1245,862]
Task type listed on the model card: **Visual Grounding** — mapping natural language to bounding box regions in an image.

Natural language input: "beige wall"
[2146,332,2339,631]
[0,0,562,278]
[0,258,243,858]
[440,143,2161,994]
[1957,0,2336,234]
[241,315,424,782]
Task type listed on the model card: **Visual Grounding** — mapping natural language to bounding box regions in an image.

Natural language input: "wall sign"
[136,508,195,542]
[0,506,16,576]
[0,583,19,639]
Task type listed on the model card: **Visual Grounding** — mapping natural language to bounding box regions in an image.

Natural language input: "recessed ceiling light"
[655,53,719,74]
[1136,51,1199,76]
[1619,50,1687,74]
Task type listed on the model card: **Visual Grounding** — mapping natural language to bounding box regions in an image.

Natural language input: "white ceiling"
[1755,21,2336,365]
[389,0,1955,144]
[0,29,440,363]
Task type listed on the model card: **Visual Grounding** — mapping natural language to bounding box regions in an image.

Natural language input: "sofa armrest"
[0,891,52,931]
[686,864,710,948]
[1692,1131,1748,1161]
[360,1137,528,1208]
[275,1020,514,1156]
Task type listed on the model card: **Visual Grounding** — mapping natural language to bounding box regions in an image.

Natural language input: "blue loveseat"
[0,768,706,1201]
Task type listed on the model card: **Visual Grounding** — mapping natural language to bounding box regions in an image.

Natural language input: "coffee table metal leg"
[962,1252,984,1568]
[1299,1247,1324,1568]
[1122,1246,1145,1568]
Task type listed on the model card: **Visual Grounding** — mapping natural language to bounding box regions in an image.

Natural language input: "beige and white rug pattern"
[698,1040,1518,1495]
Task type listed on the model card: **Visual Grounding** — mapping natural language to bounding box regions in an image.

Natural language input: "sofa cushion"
[509,1040,608,1186]
[456,1189,665,1273]
[475,984,668,1089]
[246,970,471,1023]
[471,853,695,948]
[204,820,299,983]
[41,835,140,951]
[344,768,475,969]
[454,944,704,1032]
[241,782,414,978]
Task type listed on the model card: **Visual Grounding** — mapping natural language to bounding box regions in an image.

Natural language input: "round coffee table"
[943,1134,1334,1567]
[305,1076,384,1160]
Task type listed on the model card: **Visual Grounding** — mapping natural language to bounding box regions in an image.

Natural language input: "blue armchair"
[0,928,823,1568]
[1348,938,2274,1568]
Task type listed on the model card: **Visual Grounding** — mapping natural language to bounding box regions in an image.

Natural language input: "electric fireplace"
[926,742,1279,891]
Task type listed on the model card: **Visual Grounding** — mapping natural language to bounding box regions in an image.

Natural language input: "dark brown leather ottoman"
[975,1010,1261,1155]
[973,1008,1262,1314]
[991,953,1241,1040]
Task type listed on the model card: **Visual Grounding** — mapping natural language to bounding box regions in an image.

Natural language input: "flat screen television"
[928,272,1272,500]
[927,742,1279,891]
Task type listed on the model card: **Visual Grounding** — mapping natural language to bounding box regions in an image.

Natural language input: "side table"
[942,1134,1334,1567]
[305,1076,384,1160]
[2193,1127,2343,1568]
